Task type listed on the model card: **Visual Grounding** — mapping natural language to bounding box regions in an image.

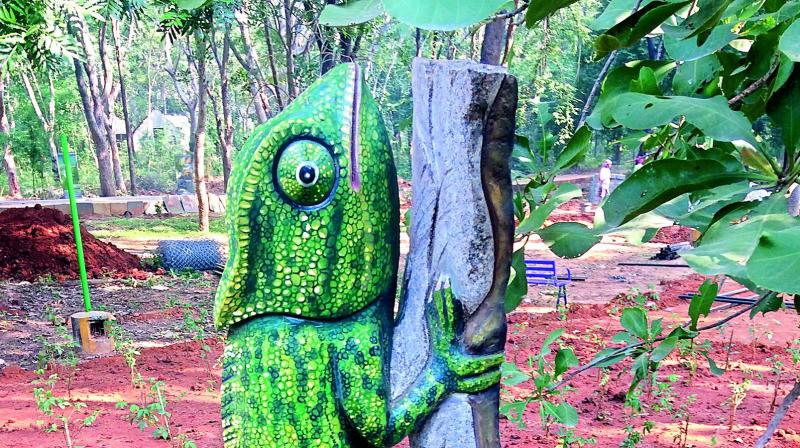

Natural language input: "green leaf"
[505,248,529,313]
[684,196,799,279]
[651,336,678,362]
[175,0,207,10]
[749,292,785,317]
[671,0,735,41]
[501,362,531,386]
[620,307,649,340]
[554,401,579,427]
[525,0,580,26]
[383,0,507,30]
[664,25,738,61]
[319,0,383,27]
[673,182,751,231]
[536,222,601,258]
[541,328,565,355]
[703,352,726,376]
[609,93,757,145]
[589,61,677,128]
[767,71,800,157]
[739,145,777,177]
[592,0,658,31]
[517,183,582,234]
[747,227,800,295]
[594,1,692,59]
[550,126,592,174]
[672,55,722,95]
[554,348,579,377]
[779,18,800,61]
[599,159,747,229]
[688,279,719,330]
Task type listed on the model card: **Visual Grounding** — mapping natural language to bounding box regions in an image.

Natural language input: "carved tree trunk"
[392,58,516,448]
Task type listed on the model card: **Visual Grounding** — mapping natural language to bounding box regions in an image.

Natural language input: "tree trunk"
[74,59,116,196]
[263,20,285,110]
[98,23,126,193]
[282,0,297,100]
[212,25,235,189]
[112,19,137,195]
[392,59,516,448]
[21,72,61,182]
[0,75,20,198]
[193,31,210,232]
[72,16,118,196]
[236,12,270,122]
[480,16,506,65]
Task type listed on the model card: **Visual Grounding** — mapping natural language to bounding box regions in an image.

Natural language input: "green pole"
[60,135,92,312]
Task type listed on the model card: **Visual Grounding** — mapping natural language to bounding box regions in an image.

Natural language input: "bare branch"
[755,380,800,448]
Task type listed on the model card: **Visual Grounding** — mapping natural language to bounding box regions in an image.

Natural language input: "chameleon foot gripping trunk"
[216,63,503,447]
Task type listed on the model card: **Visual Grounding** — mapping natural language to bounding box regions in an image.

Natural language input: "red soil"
[0,205,147,281]
[2,282,799,447]
[651,225,693,244]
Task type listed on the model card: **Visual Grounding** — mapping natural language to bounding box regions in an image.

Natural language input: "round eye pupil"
[296,163,318,187]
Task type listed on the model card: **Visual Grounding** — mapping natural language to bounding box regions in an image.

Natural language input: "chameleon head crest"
[214,63,399,328]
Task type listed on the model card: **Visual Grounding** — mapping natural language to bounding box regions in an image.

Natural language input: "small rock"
[151,285,169,291]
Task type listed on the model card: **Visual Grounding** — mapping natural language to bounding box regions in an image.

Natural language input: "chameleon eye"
[274,139,338,208]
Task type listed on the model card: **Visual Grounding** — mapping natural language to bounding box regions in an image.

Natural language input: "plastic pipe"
[60,135,92,312]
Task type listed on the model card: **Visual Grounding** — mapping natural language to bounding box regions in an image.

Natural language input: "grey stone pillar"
[391,58,517,448]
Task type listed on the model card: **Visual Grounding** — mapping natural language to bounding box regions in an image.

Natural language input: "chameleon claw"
[456,370,502,394]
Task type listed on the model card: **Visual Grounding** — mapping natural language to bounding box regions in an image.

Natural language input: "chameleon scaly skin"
[215,63,503,447]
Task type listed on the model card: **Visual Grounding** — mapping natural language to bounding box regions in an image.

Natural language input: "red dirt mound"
[0,205,146,281]
[651,225,693,244]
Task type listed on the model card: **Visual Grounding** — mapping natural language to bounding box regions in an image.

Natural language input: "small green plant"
[108,321,143,388]
[725,378,751,430]
[32,371,101,448]
[116,378,196,447]
[557,427,596,448]
[35,317,80,397]
[500,329,580,436]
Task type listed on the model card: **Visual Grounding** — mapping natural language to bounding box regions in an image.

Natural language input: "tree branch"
[728,57,781,107]
[549,294,765,391]
[493,1,529,20]
[755,380,800,448]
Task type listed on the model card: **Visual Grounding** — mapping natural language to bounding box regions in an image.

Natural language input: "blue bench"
[525,259,572,307]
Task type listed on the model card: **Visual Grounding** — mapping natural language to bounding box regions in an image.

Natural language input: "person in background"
[599,159,612,199]
[634,155,645,171]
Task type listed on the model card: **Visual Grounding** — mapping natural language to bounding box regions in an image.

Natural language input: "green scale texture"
[215,63,503,448]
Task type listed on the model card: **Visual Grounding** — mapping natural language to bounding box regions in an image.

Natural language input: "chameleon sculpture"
[215,63,503,447]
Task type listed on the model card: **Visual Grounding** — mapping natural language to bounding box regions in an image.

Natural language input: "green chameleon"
[215,63,502,448]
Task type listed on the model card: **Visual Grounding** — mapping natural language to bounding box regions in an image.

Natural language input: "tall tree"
[0,74,20,198]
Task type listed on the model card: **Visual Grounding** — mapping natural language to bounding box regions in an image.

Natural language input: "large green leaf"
[670,0,735,41]
[505,248,529,313]
[592,0,658,31]
[550,126,592,174]
[176,0,207,10]
[621,307,649,340]
[747,227,800,294]
[672,55,722,96]
[664,25,737,61]
[767,71,800,156]
[599,159,747,228]
[683,196,799,279]
[779,18,800,61]
[536,222,600,258]
[609,93,757,145]
[525,0,579,26]
[675,182,751,231]
[319,0,383,27]
[688,279,719,330]
[594,1,691,59]
[382,0,507,30]
[587,61,677,128]
[516,183,582,234]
